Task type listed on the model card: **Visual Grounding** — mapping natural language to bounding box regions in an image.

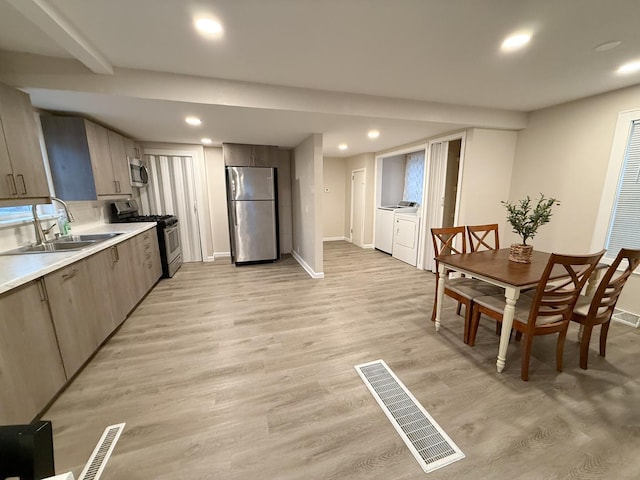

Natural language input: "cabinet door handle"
[6,174,18,195]
[117,180,122,193]
[113,180,118,193]
[110,245,118,263]
[16,174,27,194]
[115,245,120,261]
[61,268,79,280]
[37,278,48,302]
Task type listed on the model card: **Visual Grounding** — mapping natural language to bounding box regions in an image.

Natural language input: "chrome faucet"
[32,204,47,246]
[51,196,75,223]
[32,197,75,245]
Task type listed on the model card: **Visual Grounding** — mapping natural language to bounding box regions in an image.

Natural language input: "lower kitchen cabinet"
[134,229,162,299]
[0,280,66,424]
[0,229,162,422]
[44,259,102,378]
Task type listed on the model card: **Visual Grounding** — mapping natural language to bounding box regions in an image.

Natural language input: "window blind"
[605,120,640,259]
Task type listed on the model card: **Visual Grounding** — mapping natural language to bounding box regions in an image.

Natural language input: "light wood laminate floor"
[43,242,640,479]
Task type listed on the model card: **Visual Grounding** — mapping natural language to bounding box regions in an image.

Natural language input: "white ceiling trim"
[6,0,113,75]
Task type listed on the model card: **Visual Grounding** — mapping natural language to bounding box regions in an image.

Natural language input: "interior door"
[423,138,462,272]
[146,155,203,262]
[351,169,366,247]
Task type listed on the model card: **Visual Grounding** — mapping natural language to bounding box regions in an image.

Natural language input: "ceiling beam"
[7,0,113,75]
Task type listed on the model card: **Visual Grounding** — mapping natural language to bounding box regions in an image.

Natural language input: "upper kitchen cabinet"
[123,136,143,160]
[223,143,280,167]
[106,129,132,196]
[40,115,133,201]
[0,82,50,204]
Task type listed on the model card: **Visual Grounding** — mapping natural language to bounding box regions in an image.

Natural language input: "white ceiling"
[0,0,639,157]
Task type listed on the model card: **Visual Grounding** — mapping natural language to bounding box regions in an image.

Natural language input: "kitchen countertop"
[0,222,156,295]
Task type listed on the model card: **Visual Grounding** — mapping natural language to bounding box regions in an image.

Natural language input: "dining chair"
[571,248,640,369]
[466,224,500,252]
[430,226,502,343]
[468,250,605,381]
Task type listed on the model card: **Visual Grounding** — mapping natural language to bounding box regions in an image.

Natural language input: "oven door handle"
[164,224,179,236]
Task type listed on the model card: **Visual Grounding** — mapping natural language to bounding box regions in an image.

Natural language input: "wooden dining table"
[434,248,603,373]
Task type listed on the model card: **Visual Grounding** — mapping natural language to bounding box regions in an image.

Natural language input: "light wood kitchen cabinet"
[40,115,133,200]
[105,238,138,323]
[124,137,143,160]
[131,229,162,299]
[107,129,132,196]
[85,247,120,336]
[0,280,66,424]
[44,259,103,378]
[0,81,50,203]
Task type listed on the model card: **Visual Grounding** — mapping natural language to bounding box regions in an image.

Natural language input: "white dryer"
[392,210,421,266]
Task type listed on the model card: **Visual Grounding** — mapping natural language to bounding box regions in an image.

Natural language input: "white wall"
[381,154,406,206]
[322,157,347,240]
[344,153,376,246]
[292,134,324,277]
[203,147,230,258]
[458,128,518,243]
[510,84,640,314]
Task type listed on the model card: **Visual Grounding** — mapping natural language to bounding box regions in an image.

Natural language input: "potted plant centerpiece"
[501,194,559,263]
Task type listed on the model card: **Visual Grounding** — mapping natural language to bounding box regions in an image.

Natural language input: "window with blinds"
[605,120,640,260]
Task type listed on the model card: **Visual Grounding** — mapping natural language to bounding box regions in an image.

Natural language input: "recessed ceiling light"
[617,60,640,75]
[338,143,348,151]
[367,130,380,139]
[201,138,213,144]
[194,17,223,38]
[501,32,532,52]
[185,116,202,126]
[594,40,622,52]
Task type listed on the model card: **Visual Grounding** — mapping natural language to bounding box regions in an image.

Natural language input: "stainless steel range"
[110,200,182,278]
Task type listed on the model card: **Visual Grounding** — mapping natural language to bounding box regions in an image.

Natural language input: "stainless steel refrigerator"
[226,166,279,264]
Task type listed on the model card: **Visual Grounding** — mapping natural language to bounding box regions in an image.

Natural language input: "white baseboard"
[214,251,231,260]
[362,243,374,249]
[323,236,349,242]
[292,250,324,279]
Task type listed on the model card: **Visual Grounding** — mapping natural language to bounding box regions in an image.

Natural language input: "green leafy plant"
[501,194,560,246]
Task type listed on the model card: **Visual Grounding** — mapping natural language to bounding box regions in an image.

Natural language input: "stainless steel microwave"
[129,157,149,187]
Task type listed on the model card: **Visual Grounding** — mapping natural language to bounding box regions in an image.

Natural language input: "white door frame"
[350,168,366,246]
[418,131,467,271]
[143,147,212,262]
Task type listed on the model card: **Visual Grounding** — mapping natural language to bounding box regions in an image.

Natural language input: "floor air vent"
[78,423,125,480]
[355,360,464,473]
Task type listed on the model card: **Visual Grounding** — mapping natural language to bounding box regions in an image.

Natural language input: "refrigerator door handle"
[230,168,237,199]
[234,202,238,226]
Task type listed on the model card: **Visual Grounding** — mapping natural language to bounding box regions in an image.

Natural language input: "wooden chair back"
[467,224,500,252]
[431,227,467,257]
[526,250,605,328]
[587,248,640,320]
[431,226,467,269]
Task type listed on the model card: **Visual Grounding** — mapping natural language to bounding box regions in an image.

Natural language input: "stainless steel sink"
[0,232,123,255]
[55,233,123,242]
[0,241,97,255]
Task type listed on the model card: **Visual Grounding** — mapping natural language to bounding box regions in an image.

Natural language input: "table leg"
[497,286,520,373]
[435,267,446,332]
